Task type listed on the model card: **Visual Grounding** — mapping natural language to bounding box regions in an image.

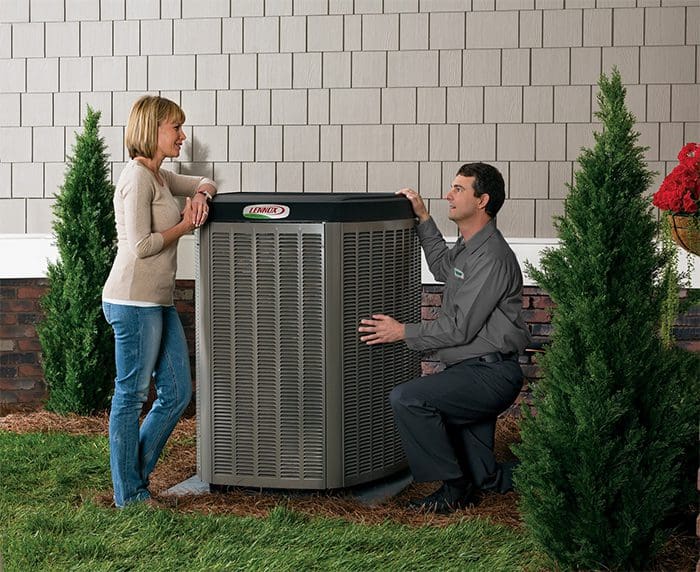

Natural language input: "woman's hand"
[191,193,209,227]
[180,197,197,232]
[160,197,198,249]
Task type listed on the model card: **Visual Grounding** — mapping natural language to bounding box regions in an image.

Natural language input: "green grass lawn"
[0,430,553,571]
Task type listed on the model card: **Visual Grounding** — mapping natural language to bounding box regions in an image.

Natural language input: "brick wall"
[0,278,46,413]
[0,278,197,414]
[2,278,697,415]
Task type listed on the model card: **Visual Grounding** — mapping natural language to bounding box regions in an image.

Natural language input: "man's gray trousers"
[389,356,523,492]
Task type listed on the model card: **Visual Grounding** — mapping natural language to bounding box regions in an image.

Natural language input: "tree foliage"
[514,70,699,570]
[38,107,117,414]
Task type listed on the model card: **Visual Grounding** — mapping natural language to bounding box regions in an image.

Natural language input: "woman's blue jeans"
[102,302,193,507]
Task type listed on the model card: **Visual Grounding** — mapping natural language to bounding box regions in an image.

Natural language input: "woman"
[102,95,217,507]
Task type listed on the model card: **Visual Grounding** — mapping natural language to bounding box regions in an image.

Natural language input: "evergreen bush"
[38,107,117,414]
[514,70,699,569]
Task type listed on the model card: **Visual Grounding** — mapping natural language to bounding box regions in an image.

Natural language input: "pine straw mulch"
[1,411,696,570]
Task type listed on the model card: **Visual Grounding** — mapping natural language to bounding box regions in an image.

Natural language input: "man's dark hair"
[456,162,505,218]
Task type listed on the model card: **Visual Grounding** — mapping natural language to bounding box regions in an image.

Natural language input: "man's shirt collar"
[455,218,497,256]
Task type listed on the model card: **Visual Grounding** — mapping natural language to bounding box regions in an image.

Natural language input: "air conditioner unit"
[196,193,421,489]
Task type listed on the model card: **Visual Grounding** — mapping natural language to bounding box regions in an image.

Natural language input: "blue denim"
[102,302,193,507]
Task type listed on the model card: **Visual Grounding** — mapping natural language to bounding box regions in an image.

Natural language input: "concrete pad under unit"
[164,469,413,506]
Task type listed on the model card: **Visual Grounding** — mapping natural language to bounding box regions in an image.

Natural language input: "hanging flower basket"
[653,142,699,257]
[667,213,700,256]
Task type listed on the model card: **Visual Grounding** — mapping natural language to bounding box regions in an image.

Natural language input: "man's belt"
[477,352,518,363]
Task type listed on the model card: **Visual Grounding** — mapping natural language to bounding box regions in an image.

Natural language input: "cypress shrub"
[38,107,117,414]
[514,70,699,569]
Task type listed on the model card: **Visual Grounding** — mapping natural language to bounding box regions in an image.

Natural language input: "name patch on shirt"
[453,268,464,279]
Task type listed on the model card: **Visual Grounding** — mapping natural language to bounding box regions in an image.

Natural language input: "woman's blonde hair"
[125,96,186,159]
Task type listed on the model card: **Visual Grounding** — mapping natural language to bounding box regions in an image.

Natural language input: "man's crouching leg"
[389,374,478,514]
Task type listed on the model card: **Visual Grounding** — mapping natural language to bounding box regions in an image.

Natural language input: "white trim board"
[1,234,697,288]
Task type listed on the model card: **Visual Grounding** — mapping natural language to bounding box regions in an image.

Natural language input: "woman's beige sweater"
[102,160,216,306]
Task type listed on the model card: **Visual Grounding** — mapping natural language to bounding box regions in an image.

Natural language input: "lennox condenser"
[196,193,421,489]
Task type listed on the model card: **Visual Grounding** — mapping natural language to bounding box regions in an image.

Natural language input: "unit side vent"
[208,227,325,482]
[194,234,204,476]
[341,226,421,481]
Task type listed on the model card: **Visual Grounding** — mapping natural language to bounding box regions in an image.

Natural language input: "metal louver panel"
[198,211,419,490]
[300,234,325,479]
[341,223,421,483]
[194,233,203,475]
[208,225,325,484]
[210,231,235,475]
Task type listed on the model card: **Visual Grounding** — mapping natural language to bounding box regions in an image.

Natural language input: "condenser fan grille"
[341,226,421,482]
[209,226,325,482]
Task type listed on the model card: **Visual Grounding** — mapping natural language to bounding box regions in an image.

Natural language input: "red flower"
[652,142,700,216]
[678,142,699,164]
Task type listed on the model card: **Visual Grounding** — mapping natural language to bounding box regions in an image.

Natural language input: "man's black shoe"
[407,482,476,514]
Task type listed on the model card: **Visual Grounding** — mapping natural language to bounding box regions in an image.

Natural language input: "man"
[358,162,531,513]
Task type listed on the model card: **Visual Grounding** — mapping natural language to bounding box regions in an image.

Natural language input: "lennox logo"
[242,204,290,220]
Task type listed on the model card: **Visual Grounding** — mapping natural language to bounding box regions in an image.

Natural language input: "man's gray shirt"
[404,217,531,365]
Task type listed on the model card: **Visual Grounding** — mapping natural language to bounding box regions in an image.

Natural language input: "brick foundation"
[1,278,698,415]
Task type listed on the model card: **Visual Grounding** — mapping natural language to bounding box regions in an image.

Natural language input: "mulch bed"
[1,411,696,569]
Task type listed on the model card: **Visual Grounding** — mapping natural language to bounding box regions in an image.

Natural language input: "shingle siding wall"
[1,0,698,238]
